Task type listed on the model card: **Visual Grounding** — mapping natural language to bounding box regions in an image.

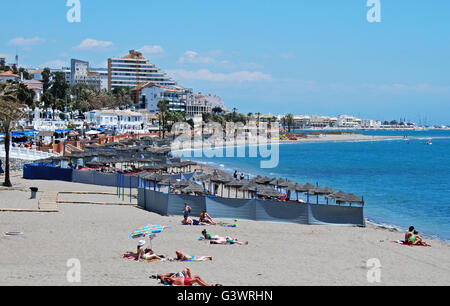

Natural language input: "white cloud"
[75,38,114,51]
[138,45,164,55]
[166,69,272,83]
[41,60,67,68]
[7,37,45,47]
[178,51,215,64]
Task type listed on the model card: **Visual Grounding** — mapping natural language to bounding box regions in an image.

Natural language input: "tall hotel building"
[108,50,176,90]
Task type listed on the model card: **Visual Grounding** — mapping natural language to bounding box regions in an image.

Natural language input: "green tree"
[0,83,27,187]
[41,68,51,93]
[157,100,168,139]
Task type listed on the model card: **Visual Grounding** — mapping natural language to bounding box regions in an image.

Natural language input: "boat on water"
[427,140,433,145]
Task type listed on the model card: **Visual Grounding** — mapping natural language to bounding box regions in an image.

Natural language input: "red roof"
[0,71,19,78]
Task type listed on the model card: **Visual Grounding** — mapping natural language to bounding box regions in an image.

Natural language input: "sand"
[0,175,449,286]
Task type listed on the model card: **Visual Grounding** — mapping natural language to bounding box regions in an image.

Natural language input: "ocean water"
[180,131,450,242]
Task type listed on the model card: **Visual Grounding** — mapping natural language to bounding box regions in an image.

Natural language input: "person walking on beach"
[233,171,238,179]
[240,173,245,181]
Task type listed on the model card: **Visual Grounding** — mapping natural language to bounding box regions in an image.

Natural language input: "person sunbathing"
[174,251,212,261]
[199,210,216,225]
[166,272,213,287]
[201,230,248,245]
[157,268,192,283]
[210,236,249,245]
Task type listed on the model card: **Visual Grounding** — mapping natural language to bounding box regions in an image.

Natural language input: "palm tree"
[255,112,261,136]
[285,114,295,133]
[0,83,26,187]
[157,100,168,139]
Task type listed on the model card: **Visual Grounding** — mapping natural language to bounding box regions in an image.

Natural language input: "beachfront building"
[309,115,338,128]
[132,82,192,113]
[336,115,361,128]
[70,59,107,90]
[360,119,382,129]
[85,109,144,132]
[50,67,71,84]
[108,50,177,91]
[186,99,212,116]
[22,79,44,102]
[137,110,160,131]
[27,69,44,81]
[0,55,5,67]
[0,70,20,83]
[293,115,311,128]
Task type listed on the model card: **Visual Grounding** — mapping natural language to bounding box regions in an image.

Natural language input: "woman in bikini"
[166,273,213,287]
[199,210,216,225]
[175,250,212,261]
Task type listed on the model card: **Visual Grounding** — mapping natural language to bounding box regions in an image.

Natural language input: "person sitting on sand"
[175,251,212,261]
[405,226,415,243]
[410,230,425,245]
[136,240,163,261]
[199,210,216,225]
[166,271,213,287]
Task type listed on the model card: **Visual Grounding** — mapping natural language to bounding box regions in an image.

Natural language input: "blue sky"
[1,0,449,124]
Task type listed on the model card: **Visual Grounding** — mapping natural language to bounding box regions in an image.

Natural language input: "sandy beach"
[0,174,449,286]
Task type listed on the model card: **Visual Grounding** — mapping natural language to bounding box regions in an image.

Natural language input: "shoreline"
[172,134,450,153]
[0,176,449,285]
[174,136,450,244]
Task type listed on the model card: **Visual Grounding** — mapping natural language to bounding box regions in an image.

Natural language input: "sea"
[176,130,450,242]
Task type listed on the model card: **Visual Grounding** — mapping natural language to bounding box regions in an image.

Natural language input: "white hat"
[138,240,146,247]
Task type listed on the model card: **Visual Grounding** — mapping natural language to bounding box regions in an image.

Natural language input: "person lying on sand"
[157,268,192,283]
[199,210,216,225]
[166,270,214,287]
[201,230,248,245]
[210,236,249,245]
[175,250,212,261]
[182,215,194,225]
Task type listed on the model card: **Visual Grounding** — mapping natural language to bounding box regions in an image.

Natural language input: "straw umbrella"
[225,179,245,198]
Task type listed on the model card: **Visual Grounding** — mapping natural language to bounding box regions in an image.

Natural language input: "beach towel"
[390,240,431,247]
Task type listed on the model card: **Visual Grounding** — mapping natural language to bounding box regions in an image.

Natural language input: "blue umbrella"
[130,225,170,249]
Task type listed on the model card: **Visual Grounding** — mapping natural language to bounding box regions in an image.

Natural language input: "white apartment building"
[86,109,144,131]
[336,115,362,128]
[133,82,192,113]
[70,59,107,90]
[360,119,382,129]
[108,50,176,90]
